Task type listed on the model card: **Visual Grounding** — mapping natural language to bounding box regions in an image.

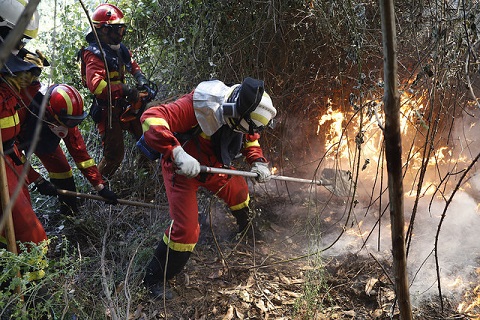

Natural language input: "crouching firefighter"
[18,84,118,215]
[138,77,277,299]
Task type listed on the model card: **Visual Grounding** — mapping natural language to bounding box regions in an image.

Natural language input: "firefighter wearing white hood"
[139,77,276,300]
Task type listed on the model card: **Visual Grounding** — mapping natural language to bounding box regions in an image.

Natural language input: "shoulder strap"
[174,125,202,145]
[77,46,88,88]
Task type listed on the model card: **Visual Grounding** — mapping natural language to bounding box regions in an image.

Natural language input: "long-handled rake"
[57,189,160,209]
[200,165,351,197]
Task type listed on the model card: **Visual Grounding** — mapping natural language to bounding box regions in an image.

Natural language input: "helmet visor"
[107,24,126,35]
[58,112,87,128]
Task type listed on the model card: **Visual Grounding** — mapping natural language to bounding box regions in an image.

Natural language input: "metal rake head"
[320,168,352,197]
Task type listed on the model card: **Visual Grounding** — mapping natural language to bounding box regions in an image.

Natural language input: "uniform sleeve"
[63,127,104,187]
[20,81,42,107]
[0,83,22,142]
[82,50,124,101]
[26,165,41,185]
[242,133,268,164]
[130,57,142,76]
[140,92,198,161]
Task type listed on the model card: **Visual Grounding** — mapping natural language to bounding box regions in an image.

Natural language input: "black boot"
[51,177,79,215]
[231,207,252,234]
[143,240,191,300]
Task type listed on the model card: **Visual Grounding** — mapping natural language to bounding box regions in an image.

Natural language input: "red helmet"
[47,84,87,128]
[92,4,125,28]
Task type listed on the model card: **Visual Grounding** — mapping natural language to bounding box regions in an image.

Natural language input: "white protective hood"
[193,80,236,136]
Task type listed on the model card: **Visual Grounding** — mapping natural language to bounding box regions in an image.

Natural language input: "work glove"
[3,72,37,91]
[250,161,271,183]
[172,146,200,178]
[98,187,119,205]
[122,84,139,103]
[24,50,46,68]
[134,71,148,88]
[34,177,58,196]
[24,50,46,81]
[139,83,156,101]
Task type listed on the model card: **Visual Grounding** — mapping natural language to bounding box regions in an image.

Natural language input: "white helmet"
[0,0,40,39]
[224,77,276,134]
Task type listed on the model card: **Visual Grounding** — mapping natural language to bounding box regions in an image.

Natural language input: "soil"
[122,186,477,320]
[37,173,479,320]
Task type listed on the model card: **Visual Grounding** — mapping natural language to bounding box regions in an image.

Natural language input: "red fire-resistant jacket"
[19,106,104,187]
[0,81,47,248]
[82,48,142,101]
[141,91,267,165]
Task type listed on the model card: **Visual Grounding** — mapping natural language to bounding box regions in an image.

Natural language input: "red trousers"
[1,154,47,251]
[36,145,72,177]
[162,159,249,251]
[97,105,144,178]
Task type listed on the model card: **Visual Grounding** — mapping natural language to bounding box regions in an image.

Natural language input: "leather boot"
[143,240,191,300]
[231,207,252,234]
[51,177,79,215]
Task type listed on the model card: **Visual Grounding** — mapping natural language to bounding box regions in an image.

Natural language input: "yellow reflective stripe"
[49,170,73,179]
[93,75,123,95]
[230,194,250,211]
[76,158,96,169]
[163,234,196,252]
[250,113,269,126]
[244,140,260,148]
[94,80,107,95]
[142,117,170,132]
[0,112,20,129]
[199,132,210,140]
[57,87,73,115]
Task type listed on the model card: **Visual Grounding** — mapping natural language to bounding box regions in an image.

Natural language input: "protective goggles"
[56,112,88,128]
[106,24,126,35]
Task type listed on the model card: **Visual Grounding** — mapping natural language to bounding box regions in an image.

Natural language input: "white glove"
[250,161,271,183]
[172,146,200,178]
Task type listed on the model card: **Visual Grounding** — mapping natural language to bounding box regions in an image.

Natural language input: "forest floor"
[35,165,480,320]
[119,185,478,320]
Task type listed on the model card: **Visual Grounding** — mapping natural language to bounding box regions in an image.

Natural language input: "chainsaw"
[121,80,158,122]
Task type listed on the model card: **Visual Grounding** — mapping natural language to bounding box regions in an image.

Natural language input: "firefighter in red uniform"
[139,77,277,299]
[80,4,150,179]
[18,84,119,215]
[0,0,48,251]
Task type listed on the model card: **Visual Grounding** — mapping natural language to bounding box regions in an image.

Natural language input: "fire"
[316,87,472,197]
[457,283,480,315]
[316,85,480,315]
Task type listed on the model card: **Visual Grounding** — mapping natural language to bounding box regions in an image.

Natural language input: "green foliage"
[293,263,331,319]
[0,238,80,319]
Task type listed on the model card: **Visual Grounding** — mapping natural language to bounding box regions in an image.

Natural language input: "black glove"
[34,178,58,196]
[140,83,157,101]
[122,84,139,103]
[98,187,118,205]
[134,71,148,88]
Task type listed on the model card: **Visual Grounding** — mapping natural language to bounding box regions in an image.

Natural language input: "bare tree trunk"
[379,1,413,319]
